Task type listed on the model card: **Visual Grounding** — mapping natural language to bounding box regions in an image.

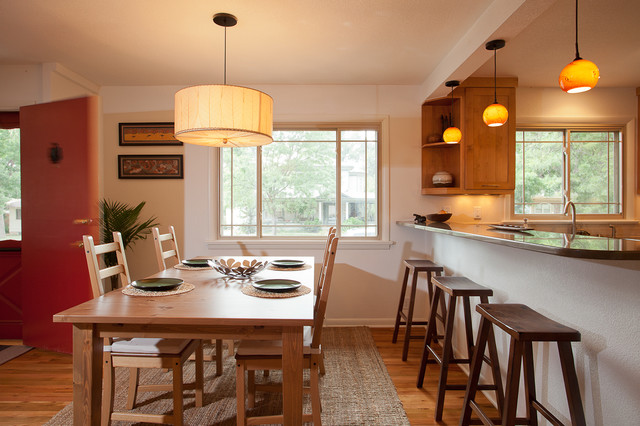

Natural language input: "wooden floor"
[0,328,498,425]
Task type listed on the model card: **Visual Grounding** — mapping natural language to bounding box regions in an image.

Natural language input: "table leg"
[72,323,103,425]
[281,326,303,426]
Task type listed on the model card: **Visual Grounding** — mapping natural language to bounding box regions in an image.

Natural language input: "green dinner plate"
[271,259,305,268]
[130,278,183,291]
[252,279,302,292]
[182,258,212,267]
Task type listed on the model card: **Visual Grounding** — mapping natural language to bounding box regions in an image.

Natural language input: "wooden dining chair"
[235,235,339,426]
[152,225,181,270]
[83,232,203,426]
[315,227,336,375]
[152,225,227,372]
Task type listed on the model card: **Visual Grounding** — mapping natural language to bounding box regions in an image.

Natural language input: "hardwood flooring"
[0,328,498,425]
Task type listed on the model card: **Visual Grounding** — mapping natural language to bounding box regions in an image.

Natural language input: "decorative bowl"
[212,258,268,279]
[426,213,452,222]
[432,171,453,187]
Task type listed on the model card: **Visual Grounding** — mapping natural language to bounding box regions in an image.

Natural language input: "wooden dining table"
[53,256,315,425]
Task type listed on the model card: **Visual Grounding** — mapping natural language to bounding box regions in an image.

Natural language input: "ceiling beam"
[417,0,558,103]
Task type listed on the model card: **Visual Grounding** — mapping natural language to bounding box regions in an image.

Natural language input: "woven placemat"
[174,264,214,270]
[122,283,195,297]
[241,284,311,298]
[267,264,312,272]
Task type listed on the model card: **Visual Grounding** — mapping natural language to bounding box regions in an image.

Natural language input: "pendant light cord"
[574,0,582,60]
[450,87,454,126]
[493,48,498,103]
[223,26,227,85]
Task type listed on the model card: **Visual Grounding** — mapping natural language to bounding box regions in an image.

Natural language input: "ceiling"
[0,0,638,99]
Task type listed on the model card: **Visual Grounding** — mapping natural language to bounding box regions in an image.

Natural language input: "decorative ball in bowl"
[426,212,452,222]
[212,258,268,279]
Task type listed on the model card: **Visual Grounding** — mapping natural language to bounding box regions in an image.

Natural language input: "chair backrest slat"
[152,226,181,271]
[316,226,336,298]
[83,232,131,298]
[311,235,338,349]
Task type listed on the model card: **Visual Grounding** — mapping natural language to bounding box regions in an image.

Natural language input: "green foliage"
[0,129,21,209]
[99,199,159,266]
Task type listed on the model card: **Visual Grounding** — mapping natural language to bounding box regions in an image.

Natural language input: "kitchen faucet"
[563,201,576,235]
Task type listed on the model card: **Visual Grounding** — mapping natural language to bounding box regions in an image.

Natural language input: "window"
[220,125,379,238]
[0,127,21,240]
[514,128,623,216]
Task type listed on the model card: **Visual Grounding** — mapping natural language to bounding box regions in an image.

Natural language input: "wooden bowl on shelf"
[426,213,452,222]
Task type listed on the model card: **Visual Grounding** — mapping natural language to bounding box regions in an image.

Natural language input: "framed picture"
[119,122,183,146]
[118,155,184,179]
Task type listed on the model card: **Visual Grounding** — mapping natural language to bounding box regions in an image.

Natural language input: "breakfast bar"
[397,220,640,424]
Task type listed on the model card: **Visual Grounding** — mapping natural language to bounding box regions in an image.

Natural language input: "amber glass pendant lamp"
[558,0,600,93]
[442,80,461,143]
[482,39,508,127]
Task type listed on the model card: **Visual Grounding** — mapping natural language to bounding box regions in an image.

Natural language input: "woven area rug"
[45,326,409,425]
[0,345,33,366]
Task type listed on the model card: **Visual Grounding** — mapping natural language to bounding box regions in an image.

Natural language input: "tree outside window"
[514,128,622,216]
[220,126,379,238]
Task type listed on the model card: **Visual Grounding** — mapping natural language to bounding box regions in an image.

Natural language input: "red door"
[20,96,99,353]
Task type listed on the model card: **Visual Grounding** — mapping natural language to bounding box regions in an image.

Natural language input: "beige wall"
[102,111,185,280]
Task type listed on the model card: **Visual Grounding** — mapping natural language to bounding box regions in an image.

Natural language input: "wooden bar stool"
[461,304,586,426]
[416,276,504,421]
[392,259,444,361]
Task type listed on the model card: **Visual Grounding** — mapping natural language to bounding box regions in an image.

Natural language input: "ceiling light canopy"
[483,39,508,127]
[174,13,273,147]
[442,80,461,143]
[558,0,599,93]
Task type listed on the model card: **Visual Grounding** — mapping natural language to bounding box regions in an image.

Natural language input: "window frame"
[510,125,625,220]
[216,122,385,241]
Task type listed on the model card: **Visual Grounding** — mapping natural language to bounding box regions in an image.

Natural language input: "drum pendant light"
[442,80,461,143]
[482,39,508,127]
[174,13,273,147]
[558,0,599,93]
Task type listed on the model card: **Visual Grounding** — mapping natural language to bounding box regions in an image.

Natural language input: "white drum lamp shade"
[174,84,273,147]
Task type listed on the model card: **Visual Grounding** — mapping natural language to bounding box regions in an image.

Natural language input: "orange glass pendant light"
[442,80,461,143]
[483,39,508,127]
[558,0,599,93]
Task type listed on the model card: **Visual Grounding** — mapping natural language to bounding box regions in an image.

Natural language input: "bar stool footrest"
[532,399,564,426]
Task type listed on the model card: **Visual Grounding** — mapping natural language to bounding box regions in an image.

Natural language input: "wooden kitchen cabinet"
[421,78,516,195]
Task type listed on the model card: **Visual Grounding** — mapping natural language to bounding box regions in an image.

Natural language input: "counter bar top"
[397,221,640,260]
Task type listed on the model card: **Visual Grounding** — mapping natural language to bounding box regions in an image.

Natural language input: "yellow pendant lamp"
[174,13,273,147]
[483,39,508,127]
[558,0,599,93]
[442,80,461,143]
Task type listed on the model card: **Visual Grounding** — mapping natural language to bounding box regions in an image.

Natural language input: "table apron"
[97,323,287,340]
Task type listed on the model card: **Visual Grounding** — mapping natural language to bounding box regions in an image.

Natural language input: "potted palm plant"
[98,199,159,267]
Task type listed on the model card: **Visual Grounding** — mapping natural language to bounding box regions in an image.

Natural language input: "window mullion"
[336,131,342,237]
[257,146,263,237]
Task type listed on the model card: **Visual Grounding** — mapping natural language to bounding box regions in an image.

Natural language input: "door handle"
[73,218,93,225]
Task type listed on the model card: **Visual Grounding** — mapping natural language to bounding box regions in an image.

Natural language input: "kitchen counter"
[397,221,640,260]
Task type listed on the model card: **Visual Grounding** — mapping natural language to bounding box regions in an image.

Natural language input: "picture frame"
[118,155,184,179]
[118,122,183,146]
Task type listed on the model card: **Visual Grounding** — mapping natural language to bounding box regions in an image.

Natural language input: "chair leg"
[311,356,322,426]
[101,355,115,426]
[248,370,256,408]
[558,341,587,426]
[195,341,204,408]
[435,294,457,421]
[125,367,139,410]
[502,339,524,426]
[318,351,326,375]
[392,266,410,344]
[402,268,419,361]
[226,339,235,356]
[460,316,491,426]
[523,341,538,426]
[236,360,247,426]
[172,361,184,426]
[215,339,223,376]
[417,287,442,388]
